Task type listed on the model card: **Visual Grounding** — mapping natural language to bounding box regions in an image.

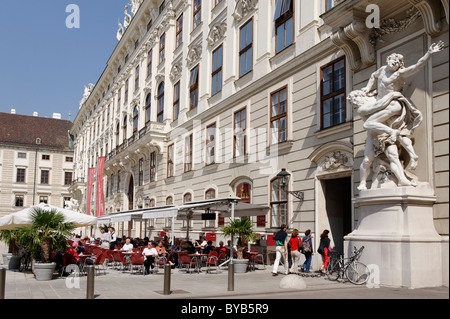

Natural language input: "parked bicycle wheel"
[326,257,341,281]
[346,261,370,285]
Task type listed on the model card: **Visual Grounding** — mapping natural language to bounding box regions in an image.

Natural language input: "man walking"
[272,224,288,276]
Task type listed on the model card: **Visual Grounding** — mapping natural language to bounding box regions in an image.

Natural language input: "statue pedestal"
[345,183,445,288]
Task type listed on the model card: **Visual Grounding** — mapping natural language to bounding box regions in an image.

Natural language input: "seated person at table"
[195,236,207,251]
[142,242,158,274]
[182,241,196,254]
[217,241,227,253]
[76,240,86,253]
[122,238,134,252]
[156,241,167,257]
[204,241,215,254]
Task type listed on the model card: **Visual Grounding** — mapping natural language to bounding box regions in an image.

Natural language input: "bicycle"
[326,246,370,285]
[19,248,31,272]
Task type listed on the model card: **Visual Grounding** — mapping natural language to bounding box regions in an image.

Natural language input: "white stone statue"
[124,6,132,29]
[79,83,94,108]
[130,0,143,16]
[117,19,124,41]
[348,41,444,191]
[65,198,80,212]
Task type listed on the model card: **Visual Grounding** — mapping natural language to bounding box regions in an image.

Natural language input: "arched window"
[133,106,139,132]
[145,93,151,123]
[115,122,120,146]
[157,82,164,123]
[183,192,192,228]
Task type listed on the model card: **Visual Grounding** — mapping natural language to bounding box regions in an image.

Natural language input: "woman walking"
[318,230,331,273]
[288,229,303,274]
[301,229,313,273]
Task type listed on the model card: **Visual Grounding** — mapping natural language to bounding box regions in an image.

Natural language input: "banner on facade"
[86,167,95,216]
[96,157,106,217]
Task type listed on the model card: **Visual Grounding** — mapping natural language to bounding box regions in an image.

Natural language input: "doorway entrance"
[321,177,352,253]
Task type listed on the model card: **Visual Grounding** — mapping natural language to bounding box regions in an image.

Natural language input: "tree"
[221,217,258,259]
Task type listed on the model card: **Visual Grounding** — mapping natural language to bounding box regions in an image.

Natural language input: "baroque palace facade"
[70,0,448,261]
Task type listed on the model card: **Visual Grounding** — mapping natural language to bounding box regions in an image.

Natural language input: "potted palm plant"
[18,207,75,281]
[221,217,258,273]
[0,230,21,270]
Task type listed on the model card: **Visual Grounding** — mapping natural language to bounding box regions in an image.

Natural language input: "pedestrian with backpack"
[301,229,313,273]
[318,229,331,273]
[288,229,303,274]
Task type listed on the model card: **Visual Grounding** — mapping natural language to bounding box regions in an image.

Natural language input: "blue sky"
[0,0,128,121]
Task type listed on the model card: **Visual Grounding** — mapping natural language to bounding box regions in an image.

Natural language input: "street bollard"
[0,267,5,299]
[163,264,171,295]
[86,266,95,299]
[228,261,234,291]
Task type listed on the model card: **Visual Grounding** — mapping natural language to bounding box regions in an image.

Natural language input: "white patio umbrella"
[0,203,98,230]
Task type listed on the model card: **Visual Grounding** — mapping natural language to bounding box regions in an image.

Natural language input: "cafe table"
[188,253,209,272]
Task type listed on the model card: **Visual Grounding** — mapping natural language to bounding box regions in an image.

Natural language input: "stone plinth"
[345,183,446,288]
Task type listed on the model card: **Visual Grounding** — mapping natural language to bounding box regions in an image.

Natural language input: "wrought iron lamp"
[144,196,151,208]
[276,169,304,202]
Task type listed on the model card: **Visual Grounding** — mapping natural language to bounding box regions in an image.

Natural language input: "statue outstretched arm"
[399,41,444,78]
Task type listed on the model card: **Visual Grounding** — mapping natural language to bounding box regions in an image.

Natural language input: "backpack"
[302,237,311,253]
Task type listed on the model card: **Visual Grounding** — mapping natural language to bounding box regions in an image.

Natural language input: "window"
[150,152,157,182]
[234,108,246,157]
[193,0,201,29]
[117,170,121,192]
[270,178,288,228]
[42,154,50,160]
[145,93,151,123]
[173,81,180,121]
[321,57,346,129]
[159,0,166,14]
[183,192,192,228]
[118,87,122,107]
[135,65,140,90]
[205,189,216,227]
[125,79,129,104]
[271,87,288,144]
[157,82,165,123]
[133,106,139,132]
[159,33,166,63]
[147,49,153,78]
[116,122,120,146]
[167,144,174,178]
[18,152,26,159]
[184,134,193,172]
[39,196,48,204]
[176,14,183,48]
[123,116,127,142]
[166,196,173,205]
[206,123,216,165]
[65,156,73,162]
[274,0,294,53]
[189,65,199,110]
[64,172,73,186]
[214,0,223,6]
[239,19,253,77]
[16,168,26,183]
[139,158,144,186]
[110,174,114,195]
[212,45,223,95]
[15,195,24,207]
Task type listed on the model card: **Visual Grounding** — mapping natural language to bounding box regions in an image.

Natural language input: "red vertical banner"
[86,168,95,216]
[96,157,106,217]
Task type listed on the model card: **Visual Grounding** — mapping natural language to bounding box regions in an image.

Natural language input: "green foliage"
[0,229,21,256]
[17,208,75,263]
[221,217,258,258]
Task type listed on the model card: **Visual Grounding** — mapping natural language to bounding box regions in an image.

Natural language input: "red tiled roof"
[0,112,73,151]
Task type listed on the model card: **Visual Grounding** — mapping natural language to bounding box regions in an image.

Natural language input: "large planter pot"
[2,253,12,266]
[233,259,249,273]
[33,262,56,281]
[8,256,21,270]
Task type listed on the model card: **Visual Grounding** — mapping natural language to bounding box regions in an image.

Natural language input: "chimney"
[11,109,16,114]
[33,112,38,116]
[52,113,61,119]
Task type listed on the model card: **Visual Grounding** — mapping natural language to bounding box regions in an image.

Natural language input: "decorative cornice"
[233,0,258,23]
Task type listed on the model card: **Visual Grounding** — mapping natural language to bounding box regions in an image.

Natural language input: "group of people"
[272,225,331,276]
